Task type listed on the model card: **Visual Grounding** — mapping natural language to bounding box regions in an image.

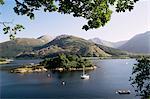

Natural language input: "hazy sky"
[0,0,150,43]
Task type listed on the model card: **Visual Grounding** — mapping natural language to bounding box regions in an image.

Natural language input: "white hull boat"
[80,65,89,79]
[81,74,89,79]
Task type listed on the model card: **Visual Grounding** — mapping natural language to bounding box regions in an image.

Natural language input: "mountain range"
[16,35,129,58]
[89,31,150,54]
[118,31,150,54]
[89,38,115,48]
[0,31,149,58]
[0,35,128,58]
[0,35,53,58]
[89,38,127,48]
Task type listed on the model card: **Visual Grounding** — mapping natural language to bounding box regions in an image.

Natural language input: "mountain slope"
[113,40,128,48]
[35,35,110,57]
[96,44,129,56]
[37,34,53,43]
[89,38,115,48]
[89,38,128,48]
[0,38,48,58]
[17,35,129,58]
[118,31,150,54]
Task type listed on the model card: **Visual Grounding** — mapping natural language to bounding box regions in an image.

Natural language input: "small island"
[11,54,96,73]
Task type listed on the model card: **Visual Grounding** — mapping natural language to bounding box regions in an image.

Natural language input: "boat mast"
[83,65,85,75]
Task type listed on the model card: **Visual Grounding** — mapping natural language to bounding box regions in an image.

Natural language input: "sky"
[0,0,150,43]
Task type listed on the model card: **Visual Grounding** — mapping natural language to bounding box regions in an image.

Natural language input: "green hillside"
[96,44,129,56]
[0,38,47,58]
[42,35,110,57]
[16,35,129,58]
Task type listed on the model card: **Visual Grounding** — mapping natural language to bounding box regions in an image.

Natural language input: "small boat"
[62,81,65,85]
[116,90,131,94]
[81,65,89,79]
[47,74,51,77]
[81,74,89,79]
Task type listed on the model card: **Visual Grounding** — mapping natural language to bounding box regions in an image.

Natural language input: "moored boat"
[80,65,89,79]
[116,90,131,94]
[81,74,89,79]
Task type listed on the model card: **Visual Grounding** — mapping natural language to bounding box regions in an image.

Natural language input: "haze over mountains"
[89,38,127,48]
[89,38,115,48]
[118,31,150,54]
[90,31,150,54]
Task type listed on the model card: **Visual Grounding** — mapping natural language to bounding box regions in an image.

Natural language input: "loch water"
[0,59,140,99]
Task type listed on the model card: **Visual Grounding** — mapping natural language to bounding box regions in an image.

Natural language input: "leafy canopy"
[130,57,150,98]
[0,0,139,39]
[2,23,25,40]
[1,0,139,31]
[0,0,24,39]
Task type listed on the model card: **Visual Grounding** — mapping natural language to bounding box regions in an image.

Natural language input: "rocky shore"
[0,59,13,64]
[0,61,10,64]
[11,64,97,73]
[51,66,97,71]
[11,65,47,73]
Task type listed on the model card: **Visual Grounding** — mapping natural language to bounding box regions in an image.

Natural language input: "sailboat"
[80,65,89,79]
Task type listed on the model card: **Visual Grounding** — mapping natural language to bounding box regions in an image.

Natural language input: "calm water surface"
[0,59,140,99]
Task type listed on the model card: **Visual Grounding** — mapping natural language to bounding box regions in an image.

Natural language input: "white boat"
[7,59,14,62]
[81,66,89,79]
[81,74,89,79]
[47,74,51,77]
[62,81,65,85]
[116,90,131,94]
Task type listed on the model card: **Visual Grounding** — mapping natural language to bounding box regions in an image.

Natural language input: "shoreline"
[10,64,97,73]
[10,65,47,73]
[0,59,13,65]
[50,66,97,71]
[0,61,10,64]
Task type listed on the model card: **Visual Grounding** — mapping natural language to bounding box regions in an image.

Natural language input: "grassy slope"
[0,38,46,58]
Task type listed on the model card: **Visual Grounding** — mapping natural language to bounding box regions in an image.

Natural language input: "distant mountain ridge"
[37,34,53,43]
[118,31,150,54]
[3,32,149,58]
[16,35,129,58]
[89,38,127,48]
[113,40,128,48]
[0,35,53,58]
[89,31,150,54]
[89,38,115,48]
[18,35,109,58]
